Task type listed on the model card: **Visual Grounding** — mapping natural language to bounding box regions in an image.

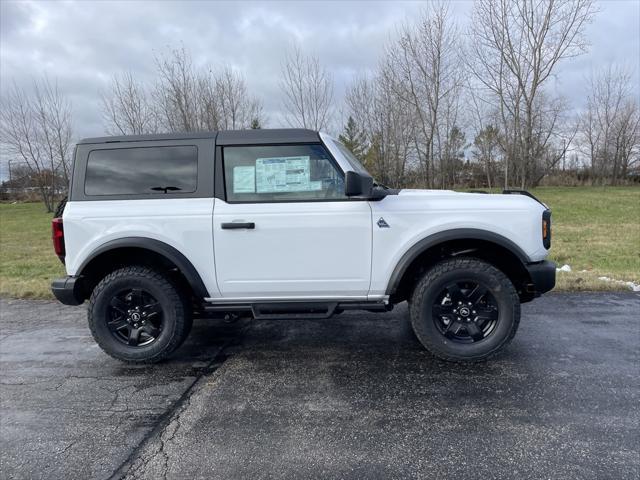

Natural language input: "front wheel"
[409,257,520,362]
[88,266,192,363]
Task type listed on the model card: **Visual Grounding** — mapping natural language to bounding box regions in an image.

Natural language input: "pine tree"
[250,118,261,129]
[338,116,367,161]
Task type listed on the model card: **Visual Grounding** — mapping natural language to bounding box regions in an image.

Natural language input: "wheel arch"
[76,237,209,301]
[386,229,533,303]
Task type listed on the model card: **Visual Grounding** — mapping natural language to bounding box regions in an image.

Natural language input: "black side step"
[336,302,391,312]
[200,300,391,319]
[252,302,337,320]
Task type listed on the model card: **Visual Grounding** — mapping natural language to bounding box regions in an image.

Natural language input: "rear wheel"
[409,257,520,362]
[88,266,192,363]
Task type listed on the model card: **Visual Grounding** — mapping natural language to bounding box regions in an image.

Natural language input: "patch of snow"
[597,276,640,292]
[557,264,572,272]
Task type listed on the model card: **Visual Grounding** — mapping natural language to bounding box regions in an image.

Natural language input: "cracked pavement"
[1,293,639,479]
[0,298,246,479]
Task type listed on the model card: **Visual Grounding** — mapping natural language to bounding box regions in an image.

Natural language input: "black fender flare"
[77,237,209,298]
[385,228,531,295]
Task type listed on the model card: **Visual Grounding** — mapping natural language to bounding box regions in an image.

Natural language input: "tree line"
[2,0,638,210]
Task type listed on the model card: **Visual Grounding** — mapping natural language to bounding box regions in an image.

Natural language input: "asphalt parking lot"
[1,293,638,480]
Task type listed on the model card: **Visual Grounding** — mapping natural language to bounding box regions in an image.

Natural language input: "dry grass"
[0,187,638,299]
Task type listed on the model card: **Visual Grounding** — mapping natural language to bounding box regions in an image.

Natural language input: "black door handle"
[221,222,255,229]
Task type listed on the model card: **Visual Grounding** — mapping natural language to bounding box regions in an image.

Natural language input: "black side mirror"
[345,170,374,197]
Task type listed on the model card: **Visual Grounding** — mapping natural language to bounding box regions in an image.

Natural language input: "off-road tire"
[88,265,192,363]
[409,257,520,363]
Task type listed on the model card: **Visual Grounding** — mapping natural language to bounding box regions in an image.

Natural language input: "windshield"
[332,139,371,177]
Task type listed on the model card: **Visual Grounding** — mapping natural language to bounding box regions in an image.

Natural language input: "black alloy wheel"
[431,281,500,343]
[107,288,163,347]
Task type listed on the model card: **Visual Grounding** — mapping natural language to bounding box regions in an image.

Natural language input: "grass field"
[1,186,639,299]
[0,202,65,299]
[533,187,639,292]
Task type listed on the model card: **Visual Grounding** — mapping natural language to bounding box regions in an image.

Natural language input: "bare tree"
[0,78,73,211]
[345,74,415,186]
[153,46,201,132]
[468,84,504,188]
[384,3,464,188]
[280,45,334,130]
[215,67,265,130]
[469,0,596,187]
[43,81,74,185]
[102,72,157,135]
[529,92,577,186]
[343,4,463,189]
[101,47,266,134]
[145,46,264,133]
[472,124,501,189]
[580,65,639,184]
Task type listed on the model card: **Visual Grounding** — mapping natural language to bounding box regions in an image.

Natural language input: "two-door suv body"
[52,129,555,363]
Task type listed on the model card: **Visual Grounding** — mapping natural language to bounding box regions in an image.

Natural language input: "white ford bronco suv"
[51,129,555,363]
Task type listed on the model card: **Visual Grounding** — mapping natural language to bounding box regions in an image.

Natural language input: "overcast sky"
[1,0,639,144]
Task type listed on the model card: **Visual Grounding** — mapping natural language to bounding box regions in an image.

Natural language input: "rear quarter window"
[84,146,198,196]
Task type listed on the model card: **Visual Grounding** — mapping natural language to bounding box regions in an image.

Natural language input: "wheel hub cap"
[106,288,163,347]
[431,281,500,343]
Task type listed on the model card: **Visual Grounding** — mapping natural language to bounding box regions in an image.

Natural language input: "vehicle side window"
[84,146,197,196]
[223,144,346,202]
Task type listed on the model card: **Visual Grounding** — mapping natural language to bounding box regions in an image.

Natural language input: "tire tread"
[409,257,520,363]
[87,265,191,364]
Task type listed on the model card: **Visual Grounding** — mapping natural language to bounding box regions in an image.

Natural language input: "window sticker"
[233,166,256,193]
[308,180,323,191]
[255,156,320,193]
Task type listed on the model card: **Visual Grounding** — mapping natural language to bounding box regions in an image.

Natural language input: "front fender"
[384,228,532,296]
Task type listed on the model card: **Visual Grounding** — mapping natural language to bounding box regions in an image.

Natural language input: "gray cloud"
[1,0,639,143]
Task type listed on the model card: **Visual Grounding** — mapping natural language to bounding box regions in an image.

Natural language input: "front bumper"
[51,276,84,306]
[525,260,556,296]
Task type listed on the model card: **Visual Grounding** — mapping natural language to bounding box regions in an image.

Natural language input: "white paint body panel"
[62,198,221,297]
[212,199,372,298]
[63,135,549,303]
[367,190,548,296]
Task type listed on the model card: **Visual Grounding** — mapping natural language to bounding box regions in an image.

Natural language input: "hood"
[398,189,460,196]
[392,188,547,212]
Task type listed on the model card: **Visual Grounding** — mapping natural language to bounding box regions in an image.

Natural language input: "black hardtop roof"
[77,128,321,146]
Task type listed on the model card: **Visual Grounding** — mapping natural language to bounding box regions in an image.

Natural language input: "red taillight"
[52,218,65,258]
